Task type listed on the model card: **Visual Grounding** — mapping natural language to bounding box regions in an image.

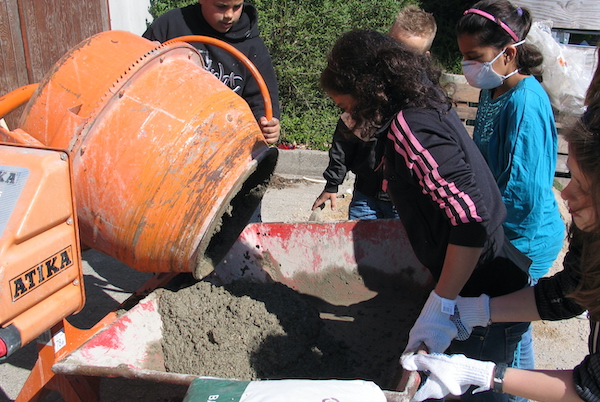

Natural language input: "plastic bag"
[526,20,593,116]
[183,377,387,402]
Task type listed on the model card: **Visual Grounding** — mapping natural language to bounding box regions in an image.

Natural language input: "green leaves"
[253,0,414,148]
[148,0,195,19]
[420,0,474,74]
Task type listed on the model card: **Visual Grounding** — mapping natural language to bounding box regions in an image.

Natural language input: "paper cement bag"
[183,377,387,402]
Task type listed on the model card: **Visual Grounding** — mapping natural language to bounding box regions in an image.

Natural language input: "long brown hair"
[564,111,600,319]
[585,46,600,109]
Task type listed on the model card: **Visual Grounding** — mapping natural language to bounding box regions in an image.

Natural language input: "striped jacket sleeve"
[387,110,489,246]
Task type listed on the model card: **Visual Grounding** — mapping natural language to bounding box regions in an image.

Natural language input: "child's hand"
[259,116,280,144]
[312,191,337,211]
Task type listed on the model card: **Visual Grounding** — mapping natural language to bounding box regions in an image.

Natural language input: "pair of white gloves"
[401,290,496,401]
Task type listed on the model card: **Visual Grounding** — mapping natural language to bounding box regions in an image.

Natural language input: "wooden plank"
[19,0,110,83]
[445,82,481,104]
[514,0,600,31]
[0,0,29,127]
[0,0,28,92]
[441,74,479,137]
[454,104,478,121]
[441,73,481,103]
[464,124,474,138]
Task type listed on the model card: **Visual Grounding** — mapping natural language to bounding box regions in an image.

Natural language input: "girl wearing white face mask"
[455,1,565,399]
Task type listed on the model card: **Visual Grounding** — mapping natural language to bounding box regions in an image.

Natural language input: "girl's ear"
[504,45,518,64]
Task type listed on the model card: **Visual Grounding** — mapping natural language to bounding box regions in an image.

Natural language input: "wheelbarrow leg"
[17,364,100,402]
[16,316,116,401]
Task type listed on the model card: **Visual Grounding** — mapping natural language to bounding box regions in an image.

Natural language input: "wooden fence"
[0,0,109,128]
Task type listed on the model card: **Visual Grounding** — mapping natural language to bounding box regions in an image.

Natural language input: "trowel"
[385,344,429,401]
[308,203,326,222]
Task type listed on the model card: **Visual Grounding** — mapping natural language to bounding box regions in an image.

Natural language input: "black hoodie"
[143,3,280,122]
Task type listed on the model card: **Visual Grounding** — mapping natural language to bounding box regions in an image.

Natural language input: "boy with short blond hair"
[389,5,437,54]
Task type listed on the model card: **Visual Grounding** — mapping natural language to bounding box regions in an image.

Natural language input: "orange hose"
[0,84,39,118]
[164,36,273,121]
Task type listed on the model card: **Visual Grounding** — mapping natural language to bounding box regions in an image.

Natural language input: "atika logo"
[0,170,19,185]
[10,246,74,301]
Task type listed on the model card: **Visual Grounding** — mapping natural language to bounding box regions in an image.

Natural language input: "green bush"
[148,0,195,19]
[253,0,420,149]
[149,1,449,150]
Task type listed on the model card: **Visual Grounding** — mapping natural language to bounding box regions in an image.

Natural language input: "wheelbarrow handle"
[0,84,39,119]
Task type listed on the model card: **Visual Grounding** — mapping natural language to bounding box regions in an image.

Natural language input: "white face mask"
[461,40,525,89]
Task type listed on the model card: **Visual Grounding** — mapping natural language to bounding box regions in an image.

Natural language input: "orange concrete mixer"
[0,30,277,368]
[1,30,278,278]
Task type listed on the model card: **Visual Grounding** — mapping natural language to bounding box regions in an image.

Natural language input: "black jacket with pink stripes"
[382,106,530,297]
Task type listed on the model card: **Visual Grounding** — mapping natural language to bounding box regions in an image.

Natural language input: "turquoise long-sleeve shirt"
[473,76,565,279]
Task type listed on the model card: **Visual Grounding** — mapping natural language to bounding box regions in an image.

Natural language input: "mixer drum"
[17,30,278,278]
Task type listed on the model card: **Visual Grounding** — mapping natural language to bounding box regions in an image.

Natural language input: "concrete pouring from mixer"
[0,29,277,400]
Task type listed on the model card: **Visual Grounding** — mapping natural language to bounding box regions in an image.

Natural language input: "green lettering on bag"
[183,378,251,402]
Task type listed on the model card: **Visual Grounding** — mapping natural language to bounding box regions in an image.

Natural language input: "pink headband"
[464,8,519,42]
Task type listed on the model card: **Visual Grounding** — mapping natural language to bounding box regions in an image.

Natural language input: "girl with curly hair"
[321,28,531,401]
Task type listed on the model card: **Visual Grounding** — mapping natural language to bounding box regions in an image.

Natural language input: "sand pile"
[158,280,354,381]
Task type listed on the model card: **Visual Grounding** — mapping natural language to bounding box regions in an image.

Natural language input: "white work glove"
[451,294,491,341]
[404,290,458,354]
[402,353,495,401]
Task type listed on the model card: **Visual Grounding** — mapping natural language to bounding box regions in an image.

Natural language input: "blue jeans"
[348,190,399,220]
[448,321,530,401]
[512,323,534,369]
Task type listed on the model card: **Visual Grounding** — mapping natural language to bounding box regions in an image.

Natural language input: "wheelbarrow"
[48,219,433,401]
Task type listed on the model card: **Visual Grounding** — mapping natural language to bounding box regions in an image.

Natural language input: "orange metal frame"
[0,84,39,118]
[16,316,114,402]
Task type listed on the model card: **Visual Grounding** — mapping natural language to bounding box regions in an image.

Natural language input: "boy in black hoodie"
[143,0,281,144]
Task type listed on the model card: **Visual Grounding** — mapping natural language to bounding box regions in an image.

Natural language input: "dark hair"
[563,110,600,320]
[320,29,450,139]
[585,45,600,108]
[456,0,543,75]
